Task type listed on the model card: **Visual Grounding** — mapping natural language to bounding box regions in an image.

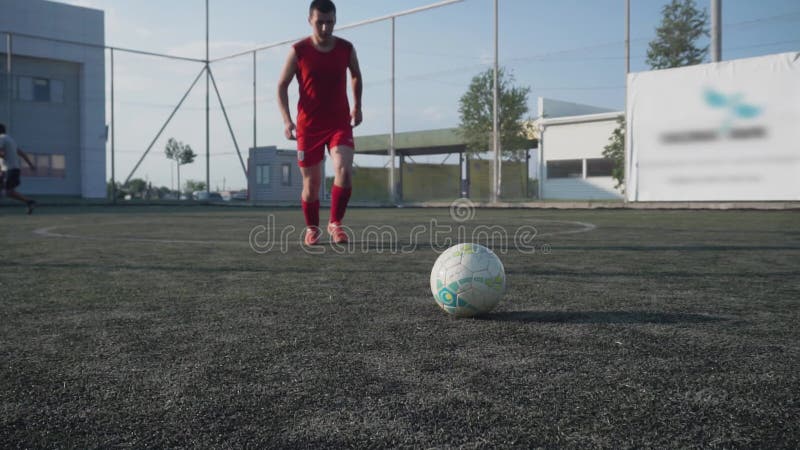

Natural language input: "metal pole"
[711,0,721,62]
[253,51,257,151]
[6,33,12,131]
[525,149,529,199]
[110,48,116,203]
[537,126,544,200]
[208,68,248,177]
[492,0,500,203]
[124,67,206,184]
[389,17,397,205]
[205,0,210,193]
[624,0,630,204]
[625,0,630,75]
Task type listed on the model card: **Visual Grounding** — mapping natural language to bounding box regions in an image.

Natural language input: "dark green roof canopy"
[354,127,537,156]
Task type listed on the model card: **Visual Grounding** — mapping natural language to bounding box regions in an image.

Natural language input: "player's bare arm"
[349,48,363,128]
[277,48,299,140]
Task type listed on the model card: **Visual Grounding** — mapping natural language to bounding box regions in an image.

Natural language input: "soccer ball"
[430,243,506,317]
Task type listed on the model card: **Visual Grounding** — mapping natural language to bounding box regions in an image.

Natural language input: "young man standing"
[0,123,37,214]
[277,0,363,245]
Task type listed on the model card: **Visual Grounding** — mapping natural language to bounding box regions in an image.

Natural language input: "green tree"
[155,186,172,199]
[165,138,196,194]
[646,0,709,70]
[124,178,148,199]
[184,180,207,195]
[106,180,124,199]
[458,67,532,161]
[602,115,626,192]
[605,0,708,193]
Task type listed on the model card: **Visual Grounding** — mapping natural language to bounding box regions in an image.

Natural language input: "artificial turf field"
[1,205,798,448]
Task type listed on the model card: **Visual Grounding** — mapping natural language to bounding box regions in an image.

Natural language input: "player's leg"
[6,190,36,214]
[297,131,327,245]
[3,170,35,214]
[300,161,323,245]
[327,141,354,243]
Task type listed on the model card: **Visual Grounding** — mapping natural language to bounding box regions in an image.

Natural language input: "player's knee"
[302,188,319,202]
[335,165,352,181]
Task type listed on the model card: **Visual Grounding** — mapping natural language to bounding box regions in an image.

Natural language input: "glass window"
[19,153,66,178]
[547,159,583,179]
[35,154,49,169]
[586,158,615,177]
[51,154,66,178]
[256,164,270,185]
[51,154,66,170]
[18,76,33,101]
[15,76,62,103]
[281,163,291,186]
[33,78,50,102]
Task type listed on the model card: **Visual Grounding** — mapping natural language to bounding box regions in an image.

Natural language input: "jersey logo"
[297,150,305,161]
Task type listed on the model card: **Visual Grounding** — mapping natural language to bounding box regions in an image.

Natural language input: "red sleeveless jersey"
[293,37,353,132]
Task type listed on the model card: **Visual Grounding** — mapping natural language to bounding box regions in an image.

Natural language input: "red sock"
[330,185,352,224]
[301,199,320,228]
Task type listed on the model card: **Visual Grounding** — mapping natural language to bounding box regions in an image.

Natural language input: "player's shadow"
[477,310,727,324]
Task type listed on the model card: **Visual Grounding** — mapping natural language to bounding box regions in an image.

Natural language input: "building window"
[16,76,64,103]
[586,158,615,177]
[281,163,291,186]
[547,159,583,179]
[17,76,33,101]
[33,78,50,101]
[256,164,271,186]
[19,152,66,178]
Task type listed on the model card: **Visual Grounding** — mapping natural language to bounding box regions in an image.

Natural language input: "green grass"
[1,206,799,448]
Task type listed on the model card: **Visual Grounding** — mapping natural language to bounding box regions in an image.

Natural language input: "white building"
[535,98,624,200]
[0,0,106,198]
[248,146,325,203]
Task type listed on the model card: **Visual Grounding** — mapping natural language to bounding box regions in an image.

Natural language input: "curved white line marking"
[33,225,240,245]
[533,220,598,237]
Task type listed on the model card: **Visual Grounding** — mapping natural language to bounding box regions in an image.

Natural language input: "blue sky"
[58,0,800,190]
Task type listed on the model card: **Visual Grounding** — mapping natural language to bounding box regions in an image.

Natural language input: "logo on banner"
[704,89,762,134]
[660,88,767,145]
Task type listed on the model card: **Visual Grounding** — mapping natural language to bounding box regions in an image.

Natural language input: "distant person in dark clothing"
[0,123,37,214]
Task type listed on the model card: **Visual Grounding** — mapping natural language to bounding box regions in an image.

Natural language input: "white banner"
[626,52,800,201]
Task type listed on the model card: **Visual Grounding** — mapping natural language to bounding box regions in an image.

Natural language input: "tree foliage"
[165,138,196,195]
[602,115,626,191]
[125,178,148,196]
[646,0,709,70]
[458,68,532,160]
[184,180,206,195]
[605,0,708,193]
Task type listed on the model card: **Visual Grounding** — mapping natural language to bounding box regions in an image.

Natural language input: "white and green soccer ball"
[430,243,506,317]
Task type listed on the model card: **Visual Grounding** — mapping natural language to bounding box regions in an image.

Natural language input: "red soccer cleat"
[304,227,322,246]
[327,221,348,244]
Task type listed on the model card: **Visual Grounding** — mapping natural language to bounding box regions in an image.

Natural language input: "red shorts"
[296,126,354,167]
